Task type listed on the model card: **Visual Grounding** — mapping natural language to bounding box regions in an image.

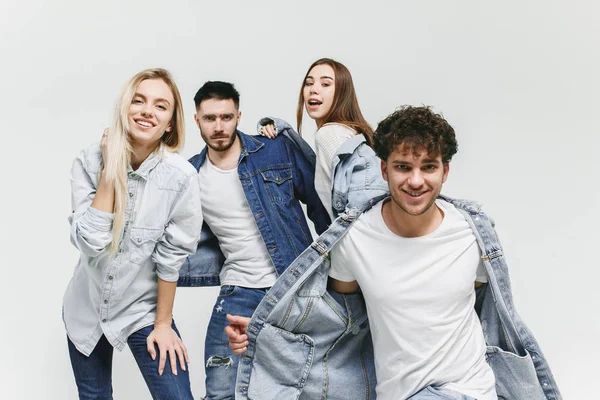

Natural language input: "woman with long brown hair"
[261,58,376,220]
[63,68,202,399]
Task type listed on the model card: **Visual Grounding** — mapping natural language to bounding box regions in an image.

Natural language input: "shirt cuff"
[81,207,115,231]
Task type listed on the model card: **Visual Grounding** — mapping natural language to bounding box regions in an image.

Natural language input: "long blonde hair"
[104,68,185,254]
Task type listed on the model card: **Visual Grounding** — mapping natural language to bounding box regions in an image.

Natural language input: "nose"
[407,170,424,188]
[215,118,223,132]
[309,84,319,95]
[141,103,153,117]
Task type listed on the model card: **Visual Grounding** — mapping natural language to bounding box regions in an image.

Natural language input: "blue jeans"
[408,386,476,400]
[67,322,193,400]
[204,285,268,400]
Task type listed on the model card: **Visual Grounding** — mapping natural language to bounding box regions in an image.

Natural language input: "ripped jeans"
[204,285,269,400]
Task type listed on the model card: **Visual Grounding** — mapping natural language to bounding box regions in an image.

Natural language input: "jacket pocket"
[129,227,163,264]
[248,323,314,400]
[260,167,293,202]
[486,346,546,400]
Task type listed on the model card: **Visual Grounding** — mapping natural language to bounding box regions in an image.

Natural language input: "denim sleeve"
[68,151,115,257]
[283,134,331,234]
[152,173,203,282]
[256,116,277,135]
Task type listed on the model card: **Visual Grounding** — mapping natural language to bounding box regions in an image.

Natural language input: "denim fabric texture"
[203,286,269,400]
[257,117,389,218]
[67,322,193,400]
[177,130,330,288]
[236,194,562,400]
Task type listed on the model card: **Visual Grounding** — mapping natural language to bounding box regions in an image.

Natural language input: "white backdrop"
[0,0,597,398]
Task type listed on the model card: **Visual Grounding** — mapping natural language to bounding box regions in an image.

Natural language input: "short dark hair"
[373,105,458,163]
[193,81,240,109]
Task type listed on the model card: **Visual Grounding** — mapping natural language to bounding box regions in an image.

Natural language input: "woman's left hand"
[146,323,189,375]
[260,123,277,139]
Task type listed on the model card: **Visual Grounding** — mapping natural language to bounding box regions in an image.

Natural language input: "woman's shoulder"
[316,123,356,140]
[74,143,102,173]
[160,149,198,178]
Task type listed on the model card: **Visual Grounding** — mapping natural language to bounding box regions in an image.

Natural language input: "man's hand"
[224,314,251,354]
[147,323,189,376]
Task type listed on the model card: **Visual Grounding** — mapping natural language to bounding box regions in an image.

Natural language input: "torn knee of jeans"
[206,356,233,369]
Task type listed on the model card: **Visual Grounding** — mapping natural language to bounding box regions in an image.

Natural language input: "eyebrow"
[133,92,172,106]
[305,75,334,81]
[390,158,441,165]
[202,113,235,118]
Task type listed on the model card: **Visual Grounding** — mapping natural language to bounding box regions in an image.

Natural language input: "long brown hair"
[105,68,185,254]
[296,58,373,145]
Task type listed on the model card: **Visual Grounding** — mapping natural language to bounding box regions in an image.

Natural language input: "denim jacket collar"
[127,145,164,180]
[189,131,264,172]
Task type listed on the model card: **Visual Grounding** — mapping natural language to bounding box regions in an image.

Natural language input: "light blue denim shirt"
[236,194,562,400]
[63,144,203,356]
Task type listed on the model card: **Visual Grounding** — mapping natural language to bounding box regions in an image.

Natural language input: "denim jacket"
[257,117,389,218]
[177,130,330,287]
[235,195,562,400]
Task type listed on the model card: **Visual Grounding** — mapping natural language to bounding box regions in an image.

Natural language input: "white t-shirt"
[314,123,355,220]
[329,199,496,400]
[198,157,277,288]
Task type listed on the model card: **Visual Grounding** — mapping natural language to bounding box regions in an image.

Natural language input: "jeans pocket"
[486,346,546,400]
[248,323,314,400]
[218,285,238,297]
[129,227,162,264]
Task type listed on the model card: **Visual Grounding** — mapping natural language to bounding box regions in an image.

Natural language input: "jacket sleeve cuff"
[81,207,114,231]
[156,267,180,283]
[257,117,276,135]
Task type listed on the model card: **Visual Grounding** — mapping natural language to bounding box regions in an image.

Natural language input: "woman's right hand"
[259,123,277,139]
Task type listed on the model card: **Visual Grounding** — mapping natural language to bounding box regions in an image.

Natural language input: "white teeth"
[137,120,152,127]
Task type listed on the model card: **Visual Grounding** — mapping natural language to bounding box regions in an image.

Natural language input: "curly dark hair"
[373,106,458,163]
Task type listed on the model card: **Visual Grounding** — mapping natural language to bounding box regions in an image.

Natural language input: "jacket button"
[102,319,107,323]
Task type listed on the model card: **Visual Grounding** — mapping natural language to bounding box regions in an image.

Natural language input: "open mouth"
[134,119,155,128]
[307,99,322,107]
[403,190,428,198]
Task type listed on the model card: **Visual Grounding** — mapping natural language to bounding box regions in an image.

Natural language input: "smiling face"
[127,78,175,149]
[381,144,449,217]
[302,63,336,127]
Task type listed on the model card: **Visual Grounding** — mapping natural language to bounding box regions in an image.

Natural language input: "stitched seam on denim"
[292,297,313,332]
[322,293,348,324]
[279,297,295,328]
[360,337,370,400]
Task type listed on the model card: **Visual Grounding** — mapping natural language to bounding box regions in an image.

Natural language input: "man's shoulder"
[438,194,483,214]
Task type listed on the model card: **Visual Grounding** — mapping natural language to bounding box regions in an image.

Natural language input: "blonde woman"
[63,68,202,399]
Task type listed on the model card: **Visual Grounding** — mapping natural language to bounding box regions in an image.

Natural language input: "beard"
[389,187,441,217]
[202,129,238,153]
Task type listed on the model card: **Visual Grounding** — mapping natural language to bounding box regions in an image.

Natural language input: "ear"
[237,110,242,124]
[194,113,201,128]
[381,159,389,182]
[442,163,450,183]
[166,123,172,133]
